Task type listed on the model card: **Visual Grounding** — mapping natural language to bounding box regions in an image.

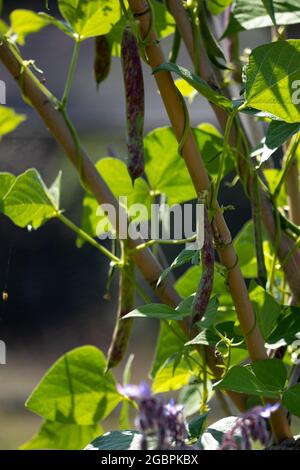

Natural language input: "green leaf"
[150,321,186,379]
[25,346,121,425]
[158,249,198,285]
[38,12,76,38]
[185,321,239,347]
[283,384,300,418]
[58,0,121,40]
[0,173,16,200]
[200,416,240,450]
[266,120,300,149]
[86,430,142,450]
[0,106,26,136]
[8,9,47,45]
[207,0,233,15]
[223,0,300,37]
[78,157,151,245]
[199,6,227,70]
[179,384,204,418]
[244,40,300,123]
[261,0,276,26]
[188,414,208,440]
[266,305,300,348]
[144,126,234,205]
[234,220,257,278]
[264,169,287,207]
[1,169,60,229]
[194,123,234,177]
[144,127,196,205]
[152,356,195,393]
[215,359,287,397]
[249,282,281,340]
[21,421,101,450]
[123,303,189,321]
[153,63,233,111]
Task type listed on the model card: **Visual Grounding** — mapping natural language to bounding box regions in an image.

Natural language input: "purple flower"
[220,403,280,450]
[117,382,189,450]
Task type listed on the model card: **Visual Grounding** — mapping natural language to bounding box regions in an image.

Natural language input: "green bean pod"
[94,35,111,89]
[121,27,145,184]
[192,206,214,325]
[107,255,135,369]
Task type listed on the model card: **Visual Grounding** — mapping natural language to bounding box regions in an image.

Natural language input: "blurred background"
[0,0,298,449]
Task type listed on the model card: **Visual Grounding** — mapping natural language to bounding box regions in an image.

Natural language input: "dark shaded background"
[0,0,298,449]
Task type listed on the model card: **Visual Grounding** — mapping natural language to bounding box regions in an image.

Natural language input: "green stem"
[189,1,201,76]
[62,40,80,108]
[168,26,181,63]
[129,234,197,254]
[212,111,236,210]
[274,134,300,200]
[57,213,120,263]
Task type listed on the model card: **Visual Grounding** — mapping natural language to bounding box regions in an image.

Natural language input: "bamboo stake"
[127,0,292,441]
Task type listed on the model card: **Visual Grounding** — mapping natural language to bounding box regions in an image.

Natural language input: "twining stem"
[57,213,121,264]
[212,111,236,210]
[61,40,80,108]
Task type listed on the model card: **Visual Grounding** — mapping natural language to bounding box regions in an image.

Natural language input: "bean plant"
[0,0,300,451]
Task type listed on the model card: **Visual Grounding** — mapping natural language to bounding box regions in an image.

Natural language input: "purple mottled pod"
[94,35,111,89]
[192,206,214,324]
[106,257,135,369]
[121,27,145,184]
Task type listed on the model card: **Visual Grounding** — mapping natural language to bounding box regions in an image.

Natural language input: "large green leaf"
[144,126,234,205]
[150,321,186,379]
[283,384,300,418]
[249,282,281,340]
[266,305,300,348]
[26,346,121,425]
[223,0,300,37]
[265,121,300,149]
[153,63,233,111]
[1,169,60,229]
[215,359,287,397]
[8,9,47,45]
[21,421,101,450]
[0,106,26,136]
[78,157,151,245]
[85,430,142,450]
[244,40,300,123]
[58,0,121,40]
